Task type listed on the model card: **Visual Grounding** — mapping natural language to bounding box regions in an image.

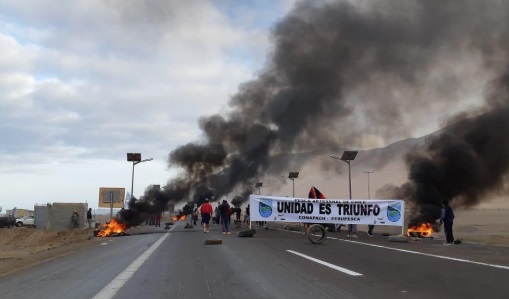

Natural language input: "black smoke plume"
[388,73,509,225]
[119,0,509,228]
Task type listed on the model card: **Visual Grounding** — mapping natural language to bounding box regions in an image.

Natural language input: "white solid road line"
[324,236,509,271]
[282,229,509,271]
[92,232,171,299]
[287,250,363,276]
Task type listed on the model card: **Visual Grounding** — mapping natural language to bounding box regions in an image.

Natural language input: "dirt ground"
[452,208,509,247]
[0,213,174,278]
[0,228,102,278]
[1,208,508,278]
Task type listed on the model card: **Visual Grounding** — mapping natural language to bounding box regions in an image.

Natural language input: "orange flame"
[407,222,434,237]
[172,214,187,221]
[97,219,127,237]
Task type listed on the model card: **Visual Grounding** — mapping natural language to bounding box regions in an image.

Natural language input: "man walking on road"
[219,199,231,235]
[200,198,213,233]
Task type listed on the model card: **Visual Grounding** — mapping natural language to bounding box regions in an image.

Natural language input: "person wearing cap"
[200,198,213,233]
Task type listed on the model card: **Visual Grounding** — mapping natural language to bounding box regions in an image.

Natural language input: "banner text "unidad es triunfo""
[249,195,404,226]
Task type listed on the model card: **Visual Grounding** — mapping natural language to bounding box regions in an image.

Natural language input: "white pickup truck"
[16,215,35,227]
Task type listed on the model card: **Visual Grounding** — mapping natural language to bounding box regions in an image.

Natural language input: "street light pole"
[131,161,135,200]
[330,151,358,199]
[347,160,352,199]
[287,172,299,197]
[127,153,153,204]
[363,171,374,199]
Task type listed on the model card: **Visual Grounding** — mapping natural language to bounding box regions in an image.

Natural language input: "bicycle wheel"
[307,224,327,244]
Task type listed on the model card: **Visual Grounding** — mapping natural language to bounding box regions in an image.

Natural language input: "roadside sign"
[98,187,125,208]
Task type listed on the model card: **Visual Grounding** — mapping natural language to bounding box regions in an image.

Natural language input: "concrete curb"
[284,225,302,232]
[388,235,409,243]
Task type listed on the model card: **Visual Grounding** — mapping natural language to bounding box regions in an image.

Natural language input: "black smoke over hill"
[120,0,509,228]
[385,99,509,225]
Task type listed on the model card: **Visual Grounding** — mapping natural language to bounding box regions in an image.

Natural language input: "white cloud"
[0,0,296,210]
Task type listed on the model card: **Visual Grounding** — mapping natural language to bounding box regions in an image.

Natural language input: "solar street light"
[330,151,358,199]
[288,172,299,197]
[127,153,153,203]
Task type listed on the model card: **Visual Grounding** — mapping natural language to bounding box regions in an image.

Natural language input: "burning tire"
[307,224,327,244]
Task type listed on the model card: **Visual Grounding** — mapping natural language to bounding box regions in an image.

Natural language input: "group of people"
[145,212,162,227]
[73,199,456,246]
[193,198,251,235]
[198,198,233,234]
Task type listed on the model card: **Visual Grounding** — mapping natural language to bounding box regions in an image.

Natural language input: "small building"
[34,203,88,230]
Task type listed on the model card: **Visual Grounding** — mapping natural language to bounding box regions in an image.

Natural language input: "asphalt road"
[0,221,508,299]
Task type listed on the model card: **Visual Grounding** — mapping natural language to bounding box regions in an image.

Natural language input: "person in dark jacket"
[87,208,92,228]
[218,199,231,234]
[244,204,250,223]
[235,206,241,221]
[215,203,221,225]
[440,200,455,245]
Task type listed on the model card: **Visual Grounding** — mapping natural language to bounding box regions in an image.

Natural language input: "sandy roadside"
[0,228,102,278]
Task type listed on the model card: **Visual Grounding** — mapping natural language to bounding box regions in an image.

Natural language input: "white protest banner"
[250,195,404,226]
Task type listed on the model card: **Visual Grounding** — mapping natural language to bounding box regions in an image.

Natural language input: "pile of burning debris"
[406,222,439,239]
[93,212,192,237]
[172,213,194,228]
[405,221,462,244]
[172,214,187,221]
[94,219,129,237]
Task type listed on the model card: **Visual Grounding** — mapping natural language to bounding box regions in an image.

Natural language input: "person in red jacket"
[200,198,213,233]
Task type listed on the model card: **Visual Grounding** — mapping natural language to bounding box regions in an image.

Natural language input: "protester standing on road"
[155,212,161,227]
[200,198,213,233]
[219,199,231,234]
[367,224,375,237]
[215,203,220,225]
[192,203,199,226]
[244,204,250,223]
[235,206,242,221]
[71,210,79,229]
[440,200,455,245]
[228,203,233,224]
[347,224,358,238]
[87,208,92,228]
